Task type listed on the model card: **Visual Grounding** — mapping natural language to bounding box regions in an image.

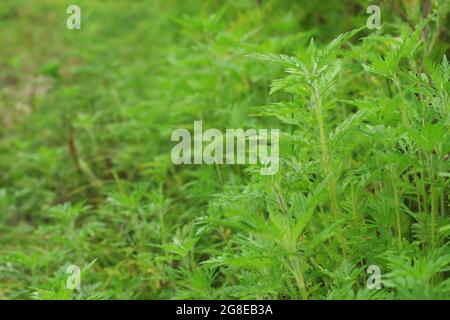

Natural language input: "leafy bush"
[0,0,448,300]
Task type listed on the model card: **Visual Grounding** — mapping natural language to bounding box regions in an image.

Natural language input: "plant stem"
[311,81,339,220]
[311,80,347,256]
[413,166,423,215]
[393,76,410,129]
[290,256,309,300]
[390,165,402,248]
[427,154,437,249]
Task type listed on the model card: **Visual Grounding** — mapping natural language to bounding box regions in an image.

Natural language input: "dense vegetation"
[0,0,449,300]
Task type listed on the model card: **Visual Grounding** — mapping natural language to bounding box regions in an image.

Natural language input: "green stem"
[290,256,309,300]
[393,75,410,129]
[427,154,437,249]
[390,165,402,248]
[311,81,339,220]
[413,166,423,215]
[311,80,347,256]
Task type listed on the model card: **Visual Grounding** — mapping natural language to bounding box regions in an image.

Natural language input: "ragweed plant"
[0,0,448,300]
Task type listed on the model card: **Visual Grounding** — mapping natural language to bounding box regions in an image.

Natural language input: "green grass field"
[0,0,449,300]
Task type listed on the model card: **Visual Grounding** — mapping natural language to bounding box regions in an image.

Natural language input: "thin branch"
[423,0,431,18]
[388,0,416,31]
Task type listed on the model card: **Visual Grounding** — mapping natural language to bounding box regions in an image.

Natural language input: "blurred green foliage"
[0,0,449,299]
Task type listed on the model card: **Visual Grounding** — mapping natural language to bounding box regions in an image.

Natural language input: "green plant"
[0,0,448,300]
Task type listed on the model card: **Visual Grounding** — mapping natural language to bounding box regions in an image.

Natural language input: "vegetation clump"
[0,0,448,300]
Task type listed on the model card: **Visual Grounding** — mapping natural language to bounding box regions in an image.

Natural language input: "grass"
[0,0,449,300]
